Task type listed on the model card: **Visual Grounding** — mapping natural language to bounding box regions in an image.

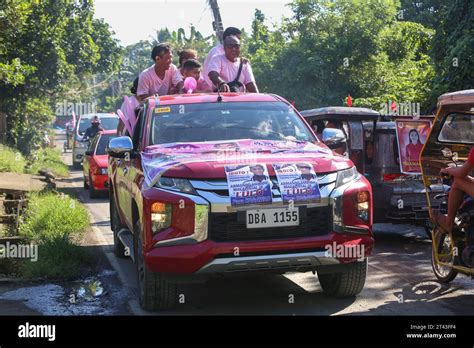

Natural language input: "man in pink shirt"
[203,27,242,88]
[207,36,258,93]
[137,43,181,101]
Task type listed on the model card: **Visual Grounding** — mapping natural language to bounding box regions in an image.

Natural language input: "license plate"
[246,208,299,229]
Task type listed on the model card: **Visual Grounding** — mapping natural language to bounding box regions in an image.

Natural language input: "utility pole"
[208,0,224,43]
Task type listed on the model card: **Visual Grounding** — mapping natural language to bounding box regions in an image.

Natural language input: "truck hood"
[141,139,352,188]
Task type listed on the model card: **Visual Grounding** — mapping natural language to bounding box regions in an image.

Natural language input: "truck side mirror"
[107,136,135,158]
[322,128,347,149]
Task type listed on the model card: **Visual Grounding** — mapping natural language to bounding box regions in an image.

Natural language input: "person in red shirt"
[435,147,474,233]
[405,129,424,163]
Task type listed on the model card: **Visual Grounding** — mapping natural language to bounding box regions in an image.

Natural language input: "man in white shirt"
[203,27,242,88]
[207,36,259,93]
[137,43,181,101]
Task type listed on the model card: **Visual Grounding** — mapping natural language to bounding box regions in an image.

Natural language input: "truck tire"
[110,198,127,258]
[318,258,367,297]
[135,221,177,311]
[73,161,82,170]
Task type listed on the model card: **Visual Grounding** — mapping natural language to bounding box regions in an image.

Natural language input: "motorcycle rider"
[83,115,103,141]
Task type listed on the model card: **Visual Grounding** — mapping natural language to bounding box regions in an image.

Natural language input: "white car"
[72,113,119,169]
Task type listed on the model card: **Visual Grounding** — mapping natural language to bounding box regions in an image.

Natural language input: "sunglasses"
[225,44,240,49]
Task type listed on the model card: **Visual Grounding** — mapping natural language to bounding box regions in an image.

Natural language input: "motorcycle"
[420,89,474,282]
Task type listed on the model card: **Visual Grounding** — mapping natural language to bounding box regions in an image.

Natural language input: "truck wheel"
[73,161,82,170]
[135,221,177,311]
[110,198,126,258]
[318,259,367,297]
[88,175,99,199]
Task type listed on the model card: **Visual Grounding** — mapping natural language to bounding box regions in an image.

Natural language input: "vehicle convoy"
[301,107,444,237]
[107,93,374,311]
[72,113,119,169]
[83,130,117,198]
[420,89,474,282]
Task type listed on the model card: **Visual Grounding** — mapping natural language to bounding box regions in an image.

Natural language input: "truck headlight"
[335,166,359,187]
[151,202,172,233]
[356,191,370,222]
[157,177,197,195]
[97,168,108,175]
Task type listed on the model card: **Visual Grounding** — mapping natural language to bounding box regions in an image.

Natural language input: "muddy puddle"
[0,269,129,315]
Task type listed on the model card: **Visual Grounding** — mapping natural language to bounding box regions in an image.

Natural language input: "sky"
[94,0,294,47]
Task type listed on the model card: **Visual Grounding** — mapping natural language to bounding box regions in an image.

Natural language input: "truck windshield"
[149,102,316,145]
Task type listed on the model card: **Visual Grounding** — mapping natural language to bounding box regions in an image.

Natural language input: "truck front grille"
[208,206,331,242]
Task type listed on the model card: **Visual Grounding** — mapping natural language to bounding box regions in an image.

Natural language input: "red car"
[83,130,117,198]
[107,93,374,311]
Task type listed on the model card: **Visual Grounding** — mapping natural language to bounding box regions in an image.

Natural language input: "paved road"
[59,132,474,315]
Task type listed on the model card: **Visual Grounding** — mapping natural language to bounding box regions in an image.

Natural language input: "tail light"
[383,173,403,182]
[95,167,108,175]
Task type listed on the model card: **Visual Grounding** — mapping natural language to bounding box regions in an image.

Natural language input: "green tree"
[430,0,474,104]
[152,26,214,66]
[351,21,435,111]
[249,0,400,109]
[0,0,121,155]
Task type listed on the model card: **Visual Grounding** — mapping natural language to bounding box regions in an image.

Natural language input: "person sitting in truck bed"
[203,26,242,88]
[169,49,198,94]
[177,59,212,94]
[207,35,258,93]
[136,43,181,101]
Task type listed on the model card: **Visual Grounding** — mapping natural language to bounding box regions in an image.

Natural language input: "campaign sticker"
[225,164,273,206]
[154,107,171,113]
[272,163,321,203]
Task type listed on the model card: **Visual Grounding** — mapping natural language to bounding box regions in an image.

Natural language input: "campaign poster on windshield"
[225,164,273,206]
[395,119,431,174]
[272,163,321,203]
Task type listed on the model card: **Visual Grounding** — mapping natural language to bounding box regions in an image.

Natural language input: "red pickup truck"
[108,93,374,311]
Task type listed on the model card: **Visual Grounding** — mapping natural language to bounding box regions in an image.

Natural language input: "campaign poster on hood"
[225,164,273,206]
[272,163,321,203]
[395,119,431,174]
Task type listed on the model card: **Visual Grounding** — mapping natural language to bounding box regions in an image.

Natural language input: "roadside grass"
[0,145,26,173]
[0,145,68,177]
[25,148,69,177]
[17,192,93,279]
